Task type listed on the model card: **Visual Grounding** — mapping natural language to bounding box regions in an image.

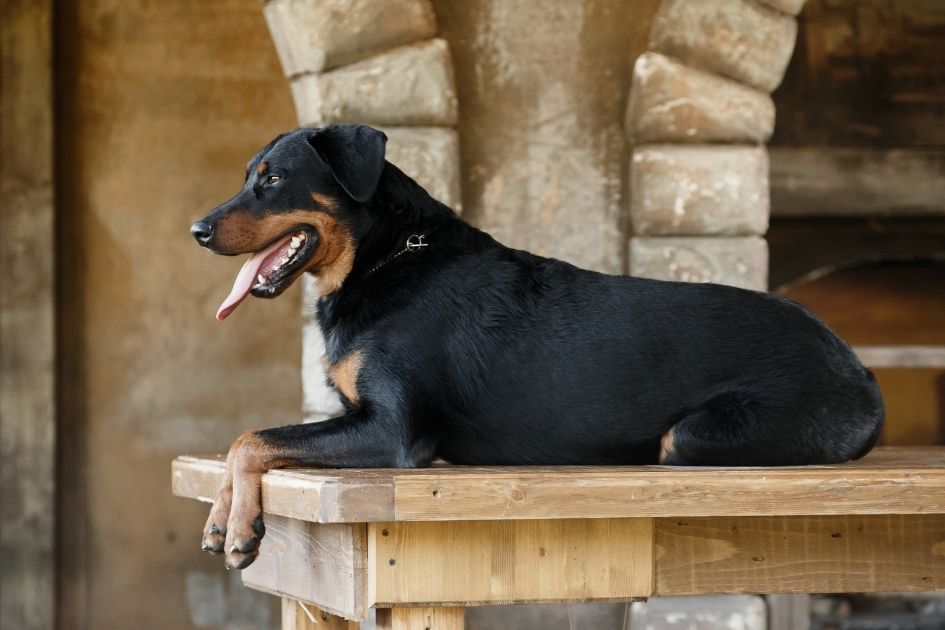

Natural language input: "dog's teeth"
[257,274,265,284]
[298,232,306,240]
[290,237,301,248]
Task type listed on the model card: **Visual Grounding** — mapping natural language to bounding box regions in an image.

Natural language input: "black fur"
[194,124,885,468]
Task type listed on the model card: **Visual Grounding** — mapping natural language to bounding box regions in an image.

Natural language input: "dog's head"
[191,124,387,320]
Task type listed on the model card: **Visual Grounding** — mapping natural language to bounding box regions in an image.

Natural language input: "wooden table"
[172,447,945,629]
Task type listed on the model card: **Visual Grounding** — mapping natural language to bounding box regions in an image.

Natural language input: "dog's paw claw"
[252,514,265,538]
[201,532,226,554]
[229,537,259,554]
[224,551,258,571]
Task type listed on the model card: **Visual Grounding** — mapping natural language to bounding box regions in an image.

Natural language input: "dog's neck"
[310,166,452,362]
[351,163,455,268]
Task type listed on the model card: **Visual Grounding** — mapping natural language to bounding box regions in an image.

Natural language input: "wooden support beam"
[368,518,654,607]
[281,598,359,630]
[243,515,368,621]
[771,148,945,218]
[0,1,55,629]
[853,345,945,369]
[655,514,945,595]
[376,607,464,630]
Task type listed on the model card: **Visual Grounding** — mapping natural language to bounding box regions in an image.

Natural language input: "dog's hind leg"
[659,391,790,467]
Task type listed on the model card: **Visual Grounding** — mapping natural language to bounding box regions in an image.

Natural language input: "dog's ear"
[308,125,387,202]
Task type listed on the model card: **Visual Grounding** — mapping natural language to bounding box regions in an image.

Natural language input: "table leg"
[281,597,359,630]
[376,607,465,630]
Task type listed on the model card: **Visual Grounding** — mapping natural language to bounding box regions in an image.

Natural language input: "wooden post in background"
[281,598,359,630]
[0,0,56,629]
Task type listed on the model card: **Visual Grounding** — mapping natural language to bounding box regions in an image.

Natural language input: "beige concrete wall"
[434,0,662,273]
[56,1,297,628]
[55,1,662,628]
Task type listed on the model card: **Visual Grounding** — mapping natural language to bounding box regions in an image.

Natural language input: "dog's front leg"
[201,411,431,570]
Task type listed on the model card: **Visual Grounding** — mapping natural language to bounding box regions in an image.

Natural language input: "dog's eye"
[266,175,281,185]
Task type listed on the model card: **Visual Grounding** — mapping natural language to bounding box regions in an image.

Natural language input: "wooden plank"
[854,345,945,369]
[389,449,945,521]
[368,518,654,606]
[771,148,945,217]
[281,598,360,630]
[0,0,55,629]
[173,447,945,523]
[242,515,368,621]
[771,1,945,147]
[376,607,464,630]
[655,514,945,595]
[172,456,395,522]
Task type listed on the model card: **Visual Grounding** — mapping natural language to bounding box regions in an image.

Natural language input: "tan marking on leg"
[223,430,296,569]
[328,349,364,405]
[659,426,676,464]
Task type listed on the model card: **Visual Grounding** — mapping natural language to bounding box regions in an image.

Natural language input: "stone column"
[626,0,805,291]
[625,0,807,625]
[262,0,462,420]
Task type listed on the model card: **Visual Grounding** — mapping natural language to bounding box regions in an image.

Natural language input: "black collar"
[366,234,428,276]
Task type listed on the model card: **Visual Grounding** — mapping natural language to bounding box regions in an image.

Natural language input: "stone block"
[649,0,798,92]
[626,52,775,144]
[263,0,437,76]
[755,0,807,16]
[291,39,458,127]
[379,126,462,212]
[301,319,344,421]
[629,236,768,290]
[630,145,769,236]
[630,595,766,630]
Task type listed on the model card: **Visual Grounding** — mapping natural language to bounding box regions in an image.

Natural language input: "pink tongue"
[215,236,292,321]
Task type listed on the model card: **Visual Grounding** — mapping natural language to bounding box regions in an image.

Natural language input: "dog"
[190,124,885,569]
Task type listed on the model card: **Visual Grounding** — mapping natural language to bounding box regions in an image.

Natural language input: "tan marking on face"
[306,212,355,295]
[256,161,267,175]
[311,192,337,211]
[212,208,356,295]
[659,426,676,464]
[328,349,364,405]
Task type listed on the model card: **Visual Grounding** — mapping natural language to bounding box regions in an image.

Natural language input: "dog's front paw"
[224,512,265,570]
[201,476,233,555]
[201,521,226,555]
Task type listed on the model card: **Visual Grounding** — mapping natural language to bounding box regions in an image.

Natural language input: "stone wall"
[263,0,663,421]
[626,0,805,292]
[262,2,806,628]
[56,1,298,628]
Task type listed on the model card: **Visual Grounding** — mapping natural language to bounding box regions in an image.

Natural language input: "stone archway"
[260,0,806,421]
[262,3,810,626]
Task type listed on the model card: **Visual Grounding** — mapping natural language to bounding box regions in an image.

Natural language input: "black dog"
[191,124,884,569]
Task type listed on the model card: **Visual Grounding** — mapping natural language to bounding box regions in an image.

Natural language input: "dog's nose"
[190,221,214,245]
